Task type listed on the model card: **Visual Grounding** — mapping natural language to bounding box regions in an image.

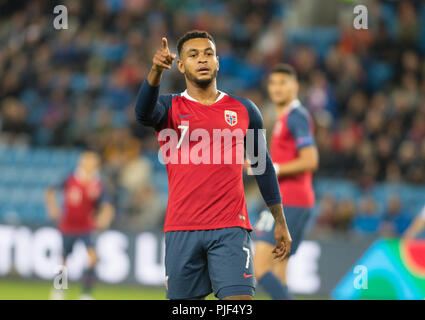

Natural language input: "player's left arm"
[44,178,67,222]
[274,109,318,177]
[95,191,115,231]
[244,98,292,260]
[44,187,61,221]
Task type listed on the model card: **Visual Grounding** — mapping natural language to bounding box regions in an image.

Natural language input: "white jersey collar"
[289,99,301,110]
[181,90,227,104]
[279,99,301,118]
[74,168,100,181]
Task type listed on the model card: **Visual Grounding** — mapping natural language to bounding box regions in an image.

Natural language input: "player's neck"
[185,81,220,105]
[75,168,97,182]
[276,103,291,117]
[276,97,297,117]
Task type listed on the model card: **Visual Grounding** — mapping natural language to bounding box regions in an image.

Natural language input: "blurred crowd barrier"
[2,224,424,299]
[0,223,373,298]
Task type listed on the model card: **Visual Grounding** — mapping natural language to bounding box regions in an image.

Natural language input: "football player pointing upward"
[135,31,292,300]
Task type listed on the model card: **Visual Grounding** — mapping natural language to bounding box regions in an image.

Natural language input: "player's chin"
[272,98,287,105]
[194,75,214,86]
[196,71,213,79]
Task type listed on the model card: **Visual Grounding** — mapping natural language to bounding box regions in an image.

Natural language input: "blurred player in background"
[134,30,292,300]
[403,204,425,239]
[45,151,115,300]
[254,64,318,300]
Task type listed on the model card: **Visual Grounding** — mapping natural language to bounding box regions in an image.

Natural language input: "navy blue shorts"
[254,206,312,256]
[164,227,255,300]
[62,232,95,258]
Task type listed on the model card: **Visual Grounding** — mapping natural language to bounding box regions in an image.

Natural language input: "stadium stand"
[1,0,425,236]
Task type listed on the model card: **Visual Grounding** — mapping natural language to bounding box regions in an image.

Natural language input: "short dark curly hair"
[177,30,216,56]
[270,63,297,80]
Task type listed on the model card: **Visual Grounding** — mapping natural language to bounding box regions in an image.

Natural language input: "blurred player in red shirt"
[253,64,319,299]
[45,151,114,300]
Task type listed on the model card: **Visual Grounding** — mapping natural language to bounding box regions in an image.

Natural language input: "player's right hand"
[152,37,176,72]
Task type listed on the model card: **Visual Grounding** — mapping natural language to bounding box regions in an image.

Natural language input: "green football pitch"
[0,278,264,300]
[0,278,326,300]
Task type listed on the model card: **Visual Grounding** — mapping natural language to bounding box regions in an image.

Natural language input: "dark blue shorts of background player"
[60,232,97,299]
[253,206,313,300]
[254,206,312,255]
[62,232,95,258]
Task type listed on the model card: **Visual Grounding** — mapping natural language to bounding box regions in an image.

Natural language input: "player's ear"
[177,59,185,74]
[216,55,219,71]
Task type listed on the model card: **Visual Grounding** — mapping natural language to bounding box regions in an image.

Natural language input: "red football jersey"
[135,80,282,233]
[58,171,106,234]
[270,99,316,208]
[159,91,253,232]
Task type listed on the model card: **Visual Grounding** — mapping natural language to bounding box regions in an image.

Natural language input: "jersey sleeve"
[89,180,112,212]
[233,96,282,206]
[98,188,112,206]
[134,79,173,131]
[287,108,315,149]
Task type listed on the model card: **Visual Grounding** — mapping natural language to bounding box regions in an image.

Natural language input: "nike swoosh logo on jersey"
[243,273,254,278]
[179,114,193,118]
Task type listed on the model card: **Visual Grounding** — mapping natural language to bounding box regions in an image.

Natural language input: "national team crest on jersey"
[224,110,238,126]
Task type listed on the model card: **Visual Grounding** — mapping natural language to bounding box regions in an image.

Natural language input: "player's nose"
[197,54,208,63]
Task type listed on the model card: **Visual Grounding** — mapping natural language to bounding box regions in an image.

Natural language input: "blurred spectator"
[315,194,337,232]
[333,198,356,232]
[0,97,33,146]
[118,156,164,231]
[397,1,420,48]
[379,195,411,237]
[103,127,142,169]
[351,197,381,235]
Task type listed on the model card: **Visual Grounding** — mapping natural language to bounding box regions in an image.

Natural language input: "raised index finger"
[162,37,169,51]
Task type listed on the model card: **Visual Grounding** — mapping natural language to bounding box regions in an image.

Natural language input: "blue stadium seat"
[314,178,359,200]
[12,147,33,166]
[0,186,9,203]
[0,166,9,184]
[287,28,340,60]
[152,171,169,197]
[380,1,398,39]
[1,167,22,186]
[0,146,16,165]
[30,148,52,166]
[9,188,28,204]
[0,203,22,224]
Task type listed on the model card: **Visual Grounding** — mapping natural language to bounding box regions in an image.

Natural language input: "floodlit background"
[1,0,425,300]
